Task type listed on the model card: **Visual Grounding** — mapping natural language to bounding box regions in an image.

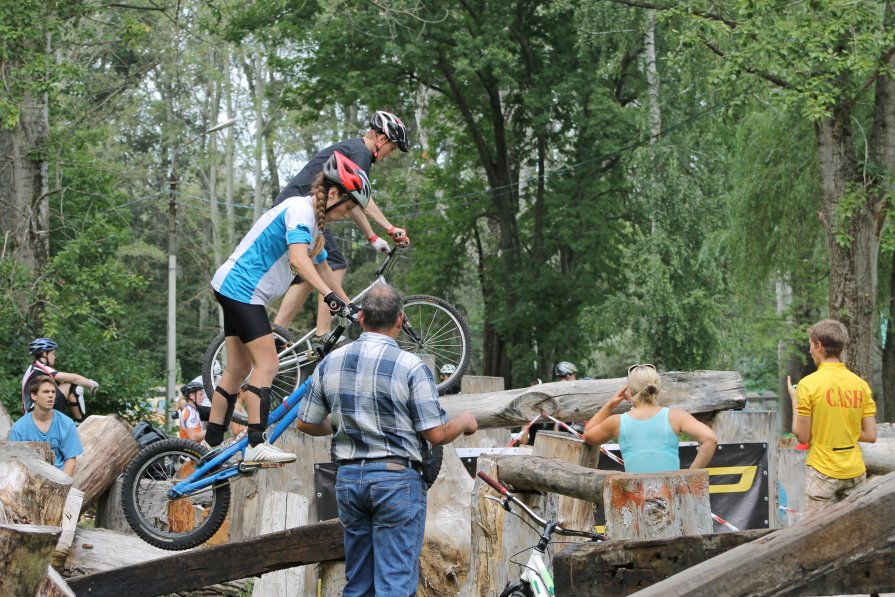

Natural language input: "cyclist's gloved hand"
[347,302,362,316]
[324,292,347,316]
[368,234,390,254]
[88,380,99,395]
[387,226,410,248]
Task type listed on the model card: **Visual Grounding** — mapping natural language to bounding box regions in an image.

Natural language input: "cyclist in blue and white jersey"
[207,151,372,465]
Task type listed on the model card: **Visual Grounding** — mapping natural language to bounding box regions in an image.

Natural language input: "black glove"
[324,291,347,315]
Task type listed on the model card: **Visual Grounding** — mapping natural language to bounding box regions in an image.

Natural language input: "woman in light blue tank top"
[582,364,718,472]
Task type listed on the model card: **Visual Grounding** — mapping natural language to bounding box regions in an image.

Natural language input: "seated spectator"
[10,375,84,476]
[583,364,717,472]
[22,338,98,423]
[178,380,206,442]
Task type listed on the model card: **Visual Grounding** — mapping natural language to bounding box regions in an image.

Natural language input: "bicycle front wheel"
[201,324,302,408]
[399,295,471,394]
[121,438,231,550]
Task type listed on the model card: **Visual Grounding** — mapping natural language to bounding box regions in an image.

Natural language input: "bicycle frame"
[167,377,313,499]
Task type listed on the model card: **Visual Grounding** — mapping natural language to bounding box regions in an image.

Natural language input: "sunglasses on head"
[627,363,656,375]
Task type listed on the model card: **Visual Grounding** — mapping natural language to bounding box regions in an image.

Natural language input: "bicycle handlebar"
[477,471,603,541]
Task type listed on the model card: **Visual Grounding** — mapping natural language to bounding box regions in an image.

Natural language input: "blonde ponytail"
[627,366,661,406]
[309,173,327,258]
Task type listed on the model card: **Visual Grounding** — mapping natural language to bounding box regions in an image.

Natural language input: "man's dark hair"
[361,284,403,331]
[30,374,57,396]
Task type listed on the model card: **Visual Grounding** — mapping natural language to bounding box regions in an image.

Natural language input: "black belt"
[337,456,422,472]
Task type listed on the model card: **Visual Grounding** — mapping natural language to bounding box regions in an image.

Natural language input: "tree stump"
[0,524,63,597]
[532,431,598,541]
[777,445,806,527]
[603,469,712,540]
[94,475,135,534]
[253,492,308,596]
[36,565,75,597]
[72,415,139,512]
[1,440,55,465]
[0,443,72,525]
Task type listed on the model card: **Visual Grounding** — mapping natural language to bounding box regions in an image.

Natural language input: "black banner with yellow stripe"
[595,442,769,532]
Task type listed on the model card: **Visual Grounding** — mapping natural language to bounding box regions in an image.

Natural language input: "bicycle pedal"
[239,462,287,471]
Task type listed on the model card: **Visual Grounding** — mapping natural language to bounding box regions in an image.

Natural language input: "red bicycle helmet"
[322,151,372,209]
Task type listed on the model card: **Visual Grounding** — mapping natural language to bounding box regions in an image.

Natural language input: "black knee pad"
[215,386,238,427]
[206,422,227,447]
[244,384,272,429]
[247,424,265,447]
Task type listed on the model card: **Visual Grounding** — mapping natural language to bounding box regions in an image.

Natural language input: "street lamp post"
[164,118,236,431]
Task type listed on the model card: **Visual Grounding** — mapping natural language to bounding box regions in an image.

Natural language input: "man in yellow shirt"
[787,319,877,518]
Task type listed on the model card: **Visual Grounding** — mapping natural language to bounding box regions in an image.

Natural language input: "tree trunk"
[224,47,236,253]
[815,111,883,382]
[0,89,50,312]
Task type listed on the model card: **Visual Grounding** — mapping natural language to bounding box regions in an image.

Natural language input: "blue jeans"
[335,462,427,596]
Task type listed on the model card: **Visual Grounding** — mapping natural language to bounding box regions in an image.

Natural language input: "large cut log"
[66,518,344,596]
[631,470,895,596]
[418,442,475,596]
[63,526,187,577]
[497,454,618,504]
[52,487,84,569]
[1,440,55,465]
[603,469,712,540]
[441,370,746,428]
[0,443,72,525]
[72,415,139,512]
[553,529,895,596]
[532,431,599,542]
[253,492,309,597]
[36,566,75,597]
[461,455,559,596]
[0,524,63,597]
[860,436,895,475]
[710,410,778,528]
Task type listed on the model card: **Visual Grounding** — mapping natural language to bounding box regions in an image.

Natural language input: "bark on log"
[66,519,344,596]
[0,445,72,525]
[36,565,75,597]
[553,529,895,596]
[497,455,617,504]
[631,470,895,596]
[72,415,139,512]
[0,524,63,597]
[52,487,84,569]
[441,370,746,428]
[603,469,712,540]
[860,437,895,475]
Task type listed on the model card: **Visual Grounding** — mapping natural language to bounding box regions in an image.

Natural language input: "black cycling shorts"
[290,228,347,285]
[214,290,273,343]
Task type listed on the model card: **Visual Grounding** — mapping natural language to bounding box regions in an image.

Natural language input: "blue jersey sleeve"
[287,224,313,245]
[314,248,328,265]
[58,417,84,462]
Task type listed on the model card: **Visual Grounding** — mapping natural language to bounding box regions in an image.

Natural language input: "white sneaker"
[243,442,297,465]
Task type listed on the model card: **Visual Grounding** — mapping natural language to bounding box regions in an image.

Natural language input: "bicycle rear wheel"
[400,295,471,394]
[121,438,231,550]
[201,324,302,408]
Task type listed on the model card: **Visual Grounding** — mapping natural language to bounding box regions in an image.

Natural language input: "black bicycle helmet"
[553,361,578,377]
[29,338,58,356]
[322,151,372,209]
[180,380,204,397]
[370,110,409,152]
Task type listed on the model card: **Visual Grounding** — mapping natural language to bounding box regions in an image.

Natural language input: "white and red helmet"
[370,110,409,152]
[322,151,372,209]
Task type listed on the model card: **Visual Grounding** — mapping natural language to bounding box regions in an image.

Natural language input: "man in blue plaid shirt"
[297,285,477,596]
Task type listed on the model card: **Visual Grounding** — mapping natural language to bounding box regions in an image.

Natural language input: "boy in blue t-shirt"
[10,375,84,476]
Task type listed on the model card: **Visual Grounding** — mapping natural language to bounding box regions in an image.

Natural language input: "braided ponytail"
[309,172,327,258]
